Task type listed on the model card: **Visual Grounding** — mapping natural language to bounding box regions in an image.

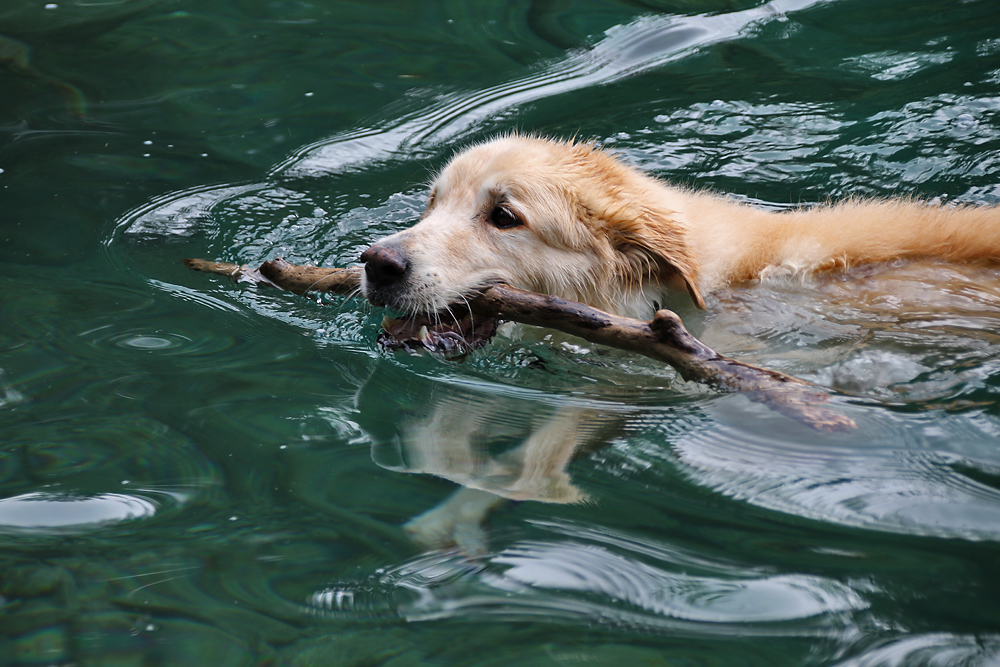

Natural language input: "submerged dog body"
[362,135,1000,332]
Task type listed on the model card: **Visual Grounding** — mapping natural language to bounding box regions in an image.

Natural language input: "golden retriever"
[359,134,1000,553]
[361,134,1000,347]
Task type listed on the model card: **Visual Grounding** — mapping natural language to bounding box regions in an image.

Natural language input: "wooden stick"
[184,258,856,432]
[183,257,362,294]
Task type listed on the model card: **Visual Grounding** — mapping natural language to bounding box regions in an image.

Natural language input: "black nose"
[360,244,409,287]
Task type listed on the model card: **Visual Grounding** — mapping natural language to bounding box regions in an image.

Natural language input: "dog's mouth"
[377,309,498,356]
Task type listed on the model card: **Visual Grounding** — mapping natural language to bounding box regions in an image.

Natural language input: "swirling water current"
[2,0,1000,664]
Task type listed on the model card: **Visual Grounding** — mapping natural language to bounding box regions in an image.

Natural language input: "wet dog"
[362,134,1000,351]
[360,134,1000,551]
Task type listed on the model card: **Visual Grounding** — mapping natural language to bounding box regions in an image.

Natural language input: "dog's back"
[678,192,1000,291]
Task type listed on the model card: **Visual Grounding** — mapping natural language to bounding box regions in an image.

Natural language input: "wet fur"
[363,134,1000,318]
[362,134,1000,554]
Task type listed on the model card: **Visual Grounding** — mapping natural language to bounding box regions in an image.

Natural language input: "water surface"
[3,0,1000,664]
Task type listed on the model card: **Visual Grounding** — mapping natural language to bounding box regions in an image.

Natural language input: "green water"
[3,0,1000,664]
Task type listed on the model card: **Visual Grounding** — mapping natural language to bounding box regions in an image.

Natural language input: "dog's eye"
[488,205,523,230]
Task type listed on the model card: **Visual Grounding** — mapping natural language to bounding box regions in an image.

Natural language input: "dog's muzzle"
[360,242,498,356]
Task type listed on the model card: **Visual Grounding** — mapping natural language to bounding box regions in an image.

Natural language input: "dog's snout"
[361,244,410,286]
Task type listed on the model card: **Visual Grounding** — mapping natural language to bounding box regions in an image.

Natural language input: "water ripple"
[275,0,831,178]
[0,492,160,532]
[0,414,219,536]
[833,633,1000,667]
[491,540,864,623]
[110,0,832,259]
[668,404,1000,540]
[308,519,867,635]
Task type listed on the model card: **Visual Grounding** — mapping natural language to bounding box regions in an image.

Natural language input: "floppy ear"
[565,142,706,309]
[608,211,707,310]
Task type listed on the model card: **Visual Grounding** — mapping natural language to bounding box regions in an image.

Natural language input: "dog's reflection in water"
[358,366,620,555]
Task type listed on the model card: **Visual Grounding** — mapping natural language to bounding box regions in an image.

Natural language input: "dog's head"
[361,135,705,351]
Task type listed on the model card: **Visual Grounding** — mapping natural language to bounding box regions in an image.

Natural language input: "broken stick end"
[183,258,220,273]
[183,258,266,285]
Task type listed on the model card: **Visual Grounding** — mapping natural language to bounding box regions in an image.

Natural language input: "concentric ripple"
[0,492,160,531]
[307,519,867,635]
